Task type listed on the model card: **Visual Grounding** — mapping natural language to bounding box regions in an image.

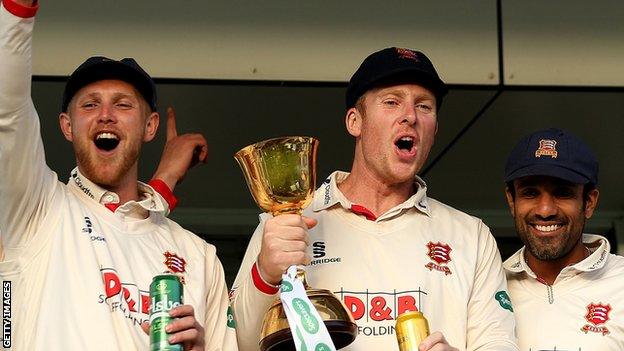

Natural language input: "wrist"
[252,261,280,295]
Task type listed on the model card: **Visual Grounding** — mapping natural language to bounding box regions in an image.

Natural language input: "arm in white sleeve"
[203,245,239,351]
[230,214,279,351]
[0,0,58,256]
[466,221,519,351]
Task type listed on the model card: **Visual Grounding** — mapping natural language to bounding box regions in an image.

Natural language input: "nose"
[98,103,117,124]
[399,104,418,125]
[534,193,558,219]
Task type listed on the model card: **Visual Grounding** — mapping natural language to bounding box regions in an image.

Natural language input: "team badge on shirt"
[425,242,452,275]
[164,251,187,284]
[581,302,611,335]
[535,139,558,158]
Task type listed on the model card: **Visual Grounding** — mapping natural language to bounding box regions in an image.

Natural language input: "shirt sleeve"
[203,244,239,351]
[466,221,519,351]
[229,213,278,351]
[0,1,59,257]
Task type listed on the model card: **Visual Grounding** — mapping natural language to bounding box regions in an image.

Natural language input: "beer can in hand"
[149,273,184,351]
[395,311,430,351]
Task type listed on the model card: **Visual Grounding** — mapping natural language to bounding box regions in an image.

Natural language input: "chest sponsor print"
[99,268,150,326]
[425,241,452,275]
[335,288,427,337]
[581,303,611,336]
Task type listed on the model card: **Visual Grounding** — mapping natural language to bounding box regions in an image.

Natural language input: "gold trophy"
[235,136,357,351]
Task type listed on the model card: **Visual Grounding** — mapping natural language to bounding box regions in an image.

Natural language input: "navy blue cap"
[504,128,598,185]
[346,47,447,110]
[62,56,157,112]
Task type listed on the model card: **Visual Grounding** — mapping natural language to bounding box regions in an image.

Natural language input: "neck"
[338,166,415,217]
[525,239,588,285]
[79,164,140,205]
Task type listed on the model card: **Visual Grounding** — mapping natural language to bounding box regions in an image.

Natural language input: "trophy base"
[259,320,358,351]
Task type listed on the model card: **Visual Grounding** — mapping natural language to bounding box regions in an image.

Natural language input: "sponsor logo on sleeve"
[494,291,514,312]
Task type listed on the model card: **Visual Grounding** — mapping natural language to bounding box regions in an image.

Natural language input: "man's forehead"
[73,79,142,99]
[514,175,581,188]
[367,83,436,99]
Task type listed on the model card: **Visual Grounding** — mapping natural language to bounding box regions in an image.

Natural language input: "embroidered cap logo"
[535,139,558,158]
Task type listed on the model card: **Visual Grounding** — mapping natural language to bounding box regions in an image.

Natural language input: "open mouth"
[94,132,120,152]
[395,136,415,152]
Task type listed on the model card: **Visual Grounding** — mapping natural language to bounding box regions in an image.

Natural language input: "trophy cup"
[235,136,357,351]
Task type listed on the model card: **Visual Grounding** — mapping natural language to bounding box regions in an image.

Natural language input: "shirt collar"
[311,171,431,218]
[68,167,166,216]
[503,234,611,277]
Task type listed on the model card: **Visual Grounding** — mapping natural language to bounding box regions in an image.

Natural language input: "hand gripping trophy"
[235,137,357,351]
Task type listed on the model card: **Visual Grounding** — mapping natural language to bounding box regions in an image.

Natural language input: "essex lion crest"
[581,303,611,335]
[425,242,452,275]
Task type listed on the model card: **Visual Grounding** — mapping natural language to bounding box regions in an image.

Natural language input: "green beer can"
[149,273,183,351]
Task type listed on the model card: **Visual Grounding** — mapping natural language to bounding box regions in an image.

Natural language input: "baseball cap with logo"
[504,128,598,185]
[345,47,447,110]
[62,56,157,112]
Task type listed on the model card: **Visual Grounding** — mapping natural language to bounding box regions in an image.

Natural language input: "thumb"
[141,321,150,335]
[302,216,318,229]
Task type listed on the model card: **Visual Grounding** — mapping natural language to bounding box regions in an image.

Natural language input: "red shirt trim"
[351,204,377,221]
[251,262,279,295]
[104,203,120,213]
[148,179,178,212]
[3,0,39,18]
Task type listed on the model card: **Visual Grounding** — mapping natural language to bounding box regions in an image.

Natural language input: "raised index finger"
[166,106,178,141]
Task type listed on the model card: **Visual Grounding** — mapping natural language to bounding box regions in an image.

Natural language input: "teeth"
[96,132,118,140]
[535,224,561,232]
[400,137,413,141]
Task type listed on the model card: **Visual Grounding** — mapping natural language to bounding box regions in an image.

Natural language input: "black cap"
[62,56,157,112]
[504,128,598,186]
[346,47,447,110]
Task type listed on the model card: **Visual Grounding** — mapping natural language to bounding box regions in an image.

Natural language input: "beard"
[73,138,142,188]
[515,212,586,261]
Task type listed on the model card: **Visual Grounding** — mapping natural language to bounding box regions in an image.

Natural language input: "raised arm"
[0,0,58,255]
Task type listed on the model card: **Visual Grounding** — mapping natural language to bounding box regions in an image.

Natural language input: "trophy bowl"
[235,136,357,351]
[260,287,358,351]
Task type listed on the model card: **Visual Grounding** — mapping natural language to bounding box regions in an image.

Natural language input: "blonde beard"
[73,141,141,188]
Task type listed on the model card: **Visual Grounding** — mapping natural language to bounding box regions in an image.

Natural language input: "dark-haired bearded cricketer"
[503,128,624,350]
[229,47,519,350]
[0,1,237,350]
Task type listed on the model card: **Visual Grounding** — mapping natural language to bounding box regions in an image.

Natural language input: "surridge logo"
[309,241,341,266]
[2,281,10,348]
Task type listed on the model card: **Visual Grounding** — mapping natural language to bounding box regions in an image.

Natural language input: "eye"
[81,101,98,109]
[518,187,539,198]
[416,103,433,113]
[383,99,399,106]
[553,187,576,199]
[116,101,134,109]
